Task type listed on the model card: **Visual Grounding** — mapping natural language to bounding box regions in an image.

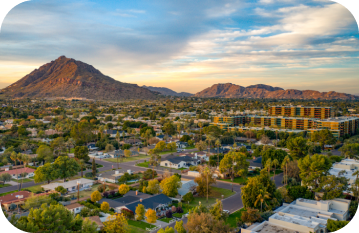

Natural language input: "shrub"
[176,207,183,213]
[80,207,91,217]
[109,190,116,196]
[166,210,172,218]
[85,172,93,178]
[97,185,104,193]
[171,206,176,213]
[102,191,109,198]
[182,192,194,203]
[121,208,134,219]
[90,208,100,216]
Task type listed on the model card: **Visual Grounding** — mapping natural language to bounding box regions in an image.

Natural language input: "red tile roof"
[0,191,32,203]
[0,167,35,176]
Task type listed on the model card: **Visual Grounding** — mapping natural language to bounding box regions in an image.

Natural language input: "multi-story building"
[268,106,332,119]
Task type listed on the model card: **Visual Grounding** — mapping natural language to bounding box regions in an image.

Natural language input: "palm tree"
[78,159,85,177]
[206,135,215,154]
[66,138,76,153]
[254,189,271,212]
[281,156,291,185]
[19,154,30,190]
[272,159,279,180]
[265,158,272,177]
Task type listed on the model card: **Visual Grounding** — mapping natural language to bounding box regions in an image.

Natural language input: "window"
[165,163,168,166]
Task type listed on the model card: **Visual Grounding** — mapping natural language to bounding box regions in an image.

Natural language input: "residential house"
[247,157,262,170]
[104,130,123,138]
[87,216,104,231]
[97,170,124,183]
[66,203,84,214]
[45,129,61,136]
[87,143,99,151]
[26,128,37,137]
[160,156,201,169]
[243,198,351,233]
[0,167,35,179]
[176,141,188,149]
[123,139,142,146]
[178,180,198,198]
[0,191,52,211]
[42,178,94,193]
[329,159,359,192]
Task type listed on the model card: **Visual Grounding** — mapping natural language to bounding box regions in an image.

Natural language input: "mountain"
[142,85,193,97]
[194,83,358,100]
[0,56,158,100]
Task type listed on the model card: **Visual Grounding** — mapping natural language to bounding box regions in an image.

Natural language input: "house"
[87,216,104,231]
[45,129,61,136]
[176,141,188,149]
[99,191,152,209]
[0,167,35,180]
[108,150,139,158]
[329,158,359,190]
[156,135,170,141]
[104,130,122,138]
[123,139,142,146]
[116,194,173,215]
[160,156,201,169]
[0,191,52,211]
[66,203,84,214]
[187,171,200,178]
[193,152,209,161]
[97,170,124,183]
[243,198,351,233]
[42,178,94,193]
[178,180,198,197]
[247,157,262,169]
[89,152,110,159]
[26,128,37,137]
[87,143,99,151]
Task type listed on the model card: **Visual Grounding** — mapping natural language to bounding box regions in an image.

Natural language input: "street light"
[77,180,81,202]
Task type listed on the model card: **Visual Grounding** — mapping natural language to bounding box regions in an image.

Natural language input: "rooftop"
[65,203,84,210]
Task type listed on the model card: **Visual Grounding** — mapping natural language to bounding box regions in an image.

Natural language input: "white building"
[243,198,351,233]
[66,203,84,214]
[329,159,359,191]
[42,178,94,193]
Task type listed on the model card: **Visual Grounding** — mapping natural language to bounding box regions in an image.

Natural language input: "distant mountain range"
[0,56,158,100]
[142,86,193,97]
[194,83,358,100]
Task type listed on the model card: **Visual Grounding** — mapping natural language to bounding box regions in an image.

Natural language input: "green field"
[12,178,33,183]
[188,186,235,208]
[136,161,149,168]
[226,208,246,228]
[127,220,155,230]
[127,225,147,233]
[22,184,44,193]
[104,155,151,163]
[159,217,172,223]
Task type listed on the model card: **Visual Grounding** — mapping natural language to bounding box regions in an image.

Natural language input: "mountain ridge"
[142,85,192,97]
[194,83,358,100]
[0,56,158,100]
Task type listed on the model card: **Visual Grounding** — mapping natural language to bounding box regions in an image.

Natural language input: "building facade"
[268,106,332,119]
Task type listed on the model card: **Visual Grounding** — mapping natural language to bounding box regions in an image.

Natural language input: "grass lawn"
[226,208,246,228]
[136,161,149,168]
[127,220,156,230]
[188,186,235,208]
[185,145,195,149]
[159,217,172,223]
[0,184,12,188]
[127,225,147,233]
[11,178,33,183]
[0,190,17,197]
[22,184,44,193]
[104,155,151,163]
[77,184,101,198]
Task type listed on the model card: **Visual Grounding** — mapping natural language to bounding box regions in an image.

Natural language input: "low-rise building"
[42,178,94,193]
[97,170,124,183]
[160,156,201,169]
[0,167,35,179]
[66,203,84,214]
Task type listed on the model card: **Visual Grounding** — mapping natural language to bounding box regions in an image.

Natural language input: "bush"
[176,207,183,213]
[182,192,194,203]
[166,210,172,218]
[121,208,134,219]
[85,172,93,178]
[171,206,176,213]
[97,186,104,193]
[260,211,274,221]
[102,191,109,198]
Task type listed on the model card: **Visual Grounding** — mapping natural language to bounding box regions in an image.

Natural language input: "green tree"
[175,220,186,233]
[320,175,349,200]
[135,204,145,221]
[23,194,52,211]
[339,143,359,159]
[53,156,80,182]
[0,173,12,186]
[195,140,207,152]
[286,137,308,159]
[194,165,216,200]
[146,179,160,194]
[155,141,166,151]
[82,218,98,233]
[182,192,194,203]
[219,151,249,191]
[311,129,336,150]
[74,146,90,162]
[298,154,332,190]
[254,188,271,212]
[160,175,182,197]
[327,219,349,232]
[34,163,58,184]
[36,145,53,163]
[209,199,225,221]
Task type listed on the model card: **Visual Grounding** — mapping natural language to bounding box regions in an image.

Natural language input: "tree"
[91,191,102,202]
[160,175,182,197]
[101,202,110,212]
[174,220,187,233]
[104,213,128,233]
[182,192,194,203]
[124,149,131,157]
[23,193,52,211]
[118,184,130,195]
[260,135,271,145]
[155,141,166,151]
[327,219,349,232]
[0,173,12,186]
[36,145,53,163]
[241,208,262,223]
[320,175,349,200]
[104,144,115,152]
[53,156,80,182]
[311,129,336,150]
[281,155,291,185]
[339,143,359,159]
[286,137,308,159]
[34,163,58,184]
[55,186,67,195]
[254,188,271,212]
[146,179,160,194]
[298,154,332,190]
[195,140,207,152]
[194,165,216,201]
[82,218,98,233]
[74,146,90,162]
[15,203,87,232]
[145,208,157,223]
[209,199,225,221]
[219,151,249,191]
[135,204,145,221]
[185,212,233,233]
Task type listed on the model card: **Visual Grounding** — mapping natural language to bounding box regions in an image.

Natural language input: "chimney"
[195,153,197,159]
[140,198,142,202]
[136,190,138,196]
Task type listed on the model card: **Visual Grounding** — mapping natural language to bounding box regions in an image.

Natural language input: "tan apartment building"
[268,106,332,119]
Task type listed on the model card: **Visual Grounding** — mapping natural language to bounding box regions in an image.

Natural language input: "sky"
[0,0,358,94]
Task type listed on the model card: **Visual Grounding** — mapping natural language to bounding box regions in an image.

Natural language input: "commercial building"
[243,198,351,233]
[328,159,359,192]
[268,106,332,119]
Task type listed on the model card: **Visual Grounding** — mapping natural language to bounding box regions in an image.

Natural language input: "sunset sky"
[0,0,358,94]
